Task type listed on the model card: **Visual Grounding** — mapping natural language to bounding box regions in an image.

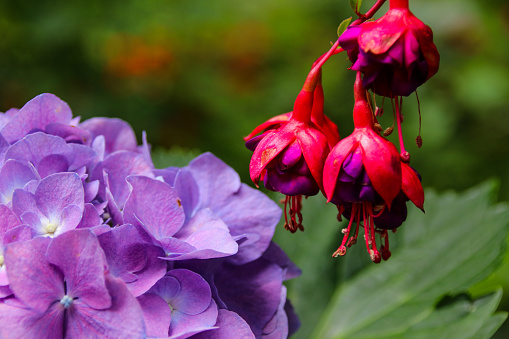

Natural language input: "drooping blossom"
[338,0,439,97]
[323,72,424,262]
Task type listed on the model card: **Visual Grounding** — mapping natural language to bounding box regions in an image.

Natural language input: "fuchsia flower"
[323,72,424,262]
[247,74,332,232]
[338,0,439,97]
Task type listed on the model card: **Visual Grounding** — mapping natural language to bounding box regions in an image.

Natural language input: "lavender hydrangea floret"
[0,93,300,338]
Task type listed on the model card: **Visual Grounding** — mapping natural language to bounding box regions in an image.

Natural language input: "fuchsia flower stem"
[351,0,388,25]
[389,0,409,10]
[292,40,341,123]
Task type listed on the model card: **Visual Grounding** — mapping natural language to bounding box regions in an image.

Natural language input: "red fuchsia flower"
[246,42,341,233]
[323,72,424,262]
[338,0,440,98]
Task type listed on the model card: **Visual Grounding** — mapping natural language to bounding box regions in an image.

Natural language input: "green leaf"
[272,193,373,339]
[310,181,509,339]
[349,0,362,14]
[337,17,352,39]
[151,146,200,168]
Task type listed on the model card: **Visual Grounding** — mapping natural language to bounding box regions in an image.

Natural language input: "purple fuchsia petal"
[191,309,255,339]
[79,117,138,154]
[98,223,167,297]
[3,237,61,313]
[264,159,319,196]
[65,275,146,339]
[0,93,73,144]
[46,229,111,310]
[124,175,185,240]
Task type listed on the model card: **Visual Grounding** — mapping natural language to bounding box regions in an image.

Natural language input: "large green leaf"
[310,181,509,338]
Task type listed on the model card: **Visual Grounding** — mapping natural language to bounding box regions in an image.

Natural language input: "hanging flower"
[338,0,440,97]
[323,73,424,262]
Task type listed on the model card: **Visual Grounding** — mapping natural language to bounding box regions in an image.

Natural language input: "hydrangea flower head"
[0,93,301,338]
[339,0,440,97]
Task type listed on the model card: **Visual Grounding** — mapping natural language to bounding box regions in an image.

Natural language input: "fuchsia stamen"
[283,195,304,233]
[333,202,388,263]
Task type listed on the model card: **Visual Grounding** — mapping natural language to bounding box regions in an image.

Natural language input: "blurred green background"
[1,0,509,337]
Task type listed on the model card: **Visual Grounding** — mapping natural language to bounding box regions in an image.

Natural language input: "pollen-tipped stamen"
[332,204,358,257]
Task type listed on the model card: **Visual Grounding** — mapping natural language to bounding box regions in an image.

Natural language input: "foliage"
[273,181,509,338]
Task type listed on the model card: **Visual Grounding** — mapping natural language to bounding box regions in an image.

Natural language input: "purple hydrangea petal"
[46,229,111,310]
[214,256,284,337]
[153,167,179,186]
[98,224,166,297]
[124,175,185,239]
[0,204,22,244]
[192,309,255,339]
[44,122,91,144]
[262,286,290,339]
[79,117,138,155]
[4,133,97,177]
[0,93,72,144]
[172,208,238,259]
[0,160,39,205]
[214,184,280,265]
[92,151,153,209]
[76,203,102,229]
[137,292,173,337]
[166,269,212,315]
[182,153,281,264]
[173,168,200,221]
[57,204,85,235]
[185,153,241,212]
[3,237,61,313]
[36,154,69,178]
[0,301,64,339]
[0,285,12,298]
[65,275,146,338]
[34,172,84,226]
[83,180,100,203]
[168,299,218,339]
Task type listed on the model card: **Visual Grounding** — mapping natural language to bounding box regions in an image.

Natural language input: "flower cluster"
[0,93,300,338]
[246,0,436,263]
